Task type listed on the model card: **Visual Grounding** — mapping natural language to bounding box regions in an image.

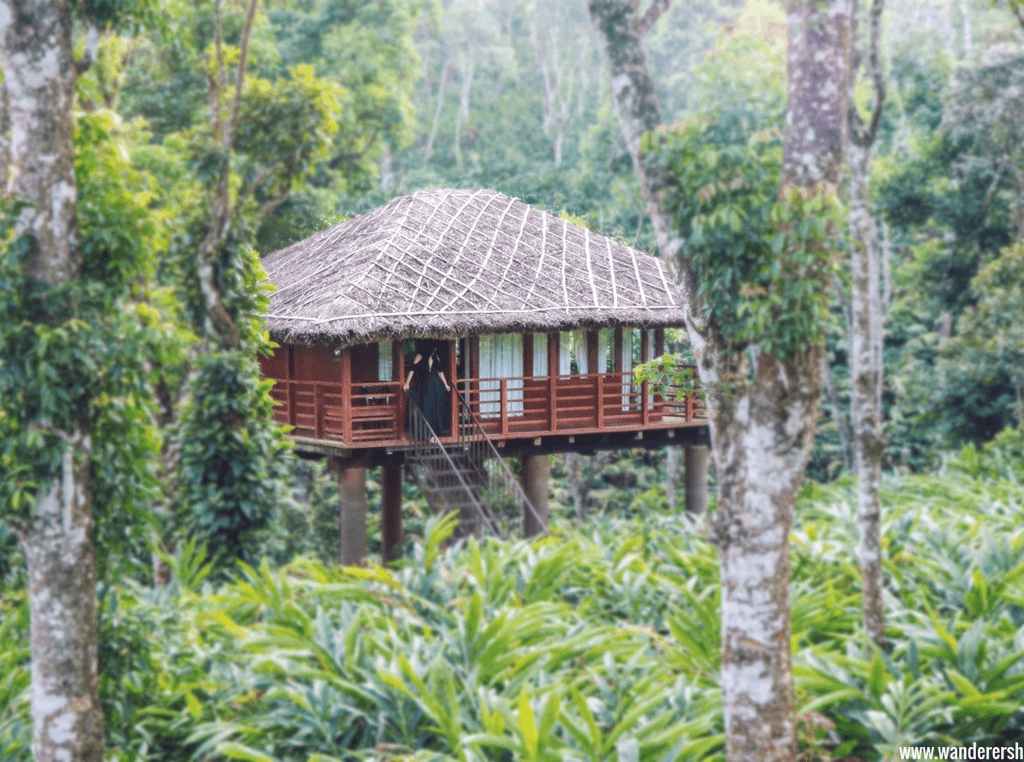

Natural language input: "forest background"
[2,0,1024,759]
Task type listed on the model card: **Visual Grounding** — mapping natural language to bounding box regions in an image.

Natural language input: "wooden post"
[500,379,509,436]
[587,330,599,376]
[287,345,296,427]
[340,346,352,444]
[596,374,605,429]
[614,328,623,373]
[469,335,480,416]
[654,327,665,358]
[382,461,403,563]
[315,382,324,440]
[640,331,650,425]
[548,332,559,433]
[393,340,405,441]
[684,446,709,515]
[448,339,458,438]
[338,464,367,565]
[521,454,550,537]
[523,333,534,377]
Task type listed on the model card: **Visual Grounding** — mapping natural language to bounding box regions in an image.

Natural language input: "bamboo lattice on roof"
[262,188,685,345]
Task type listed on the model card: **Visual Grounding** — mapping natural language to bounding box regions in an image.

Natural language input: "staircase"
[405,392,545,539]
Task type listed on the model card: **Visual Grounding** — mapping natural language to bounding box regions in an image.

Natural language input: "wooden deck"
[266,371,706,450]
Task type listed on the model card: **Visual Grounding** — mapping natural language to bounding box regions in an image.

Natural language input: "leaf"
[185,691,203,718]
[217,742,276,762]
[518,692,538,761]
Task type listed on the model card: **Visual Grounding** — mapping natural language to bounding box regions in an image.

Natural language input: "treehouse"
[259,188,709,562]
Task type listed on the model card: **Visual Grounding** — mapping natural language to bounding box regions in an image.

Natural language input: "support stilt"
[382,461,403,563]
[338,465,368,565]
[684,445,708,515]
[521,454,550,537]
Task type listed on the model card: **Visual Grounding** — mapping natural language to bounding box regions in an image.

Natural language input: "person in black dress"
[404,351,428,437]
[422,349,452,436]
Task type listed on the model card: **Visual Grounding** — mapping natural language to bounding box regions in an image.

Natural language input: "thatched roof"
[263,188,685,345]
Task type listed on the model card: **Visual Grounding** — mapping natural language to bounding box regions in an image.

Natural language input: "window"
[621,329,634,409]
[378,342,393,382]
[559,331,588,375]
[532,333,548,377]
[478,333,524,417]
[598,328,614,373]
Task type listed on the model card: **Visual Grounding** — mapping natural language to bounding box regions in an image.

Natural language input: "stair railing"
[405,394,504,539]
[455,387,548,537]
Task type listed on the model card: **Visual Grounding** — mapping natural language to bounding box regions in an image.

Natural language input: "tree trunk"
[684,445,708,515]
[848,0,887,649]
[19,437,104,762]
[665,446,681,511]
[821,350,855,474]
[0,0,105,759]
[423,53,450,170]
[588,2,850,759]
[453,56,474,170]
[708,350,821,762]
[849,141,886,647]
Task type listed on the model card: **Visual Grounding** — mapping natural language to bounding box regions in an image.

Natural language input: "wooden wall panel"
[259,344,289,379]
[293,344,338,382]
[350,343,379,384]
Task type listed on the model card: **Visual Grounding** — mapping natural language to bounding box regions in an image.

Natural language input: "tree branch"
[850,0,886,148]
[225,0,260,150]
[637,0,674,37]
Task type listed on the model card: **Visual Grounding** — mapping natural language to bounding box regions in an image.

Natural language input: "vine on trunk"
[644,113,843,362]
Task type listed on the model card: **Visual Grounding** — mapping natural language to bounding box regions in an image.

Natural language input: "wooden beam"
[393,341,405,442]
[339,347,352,444]
[655,328,665,358]
[521,454,549,537]
[548,332,559,432]
[587,330,599,377]
[447,339,457,437]
[382,461,403,563]
[288,345,296,426]
[523,333,534,378]
[614,327,623,373]
[684,446,709,515]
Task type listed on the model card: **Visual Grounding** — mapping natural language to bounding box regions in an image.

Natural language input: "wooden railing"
[266,371,704,446]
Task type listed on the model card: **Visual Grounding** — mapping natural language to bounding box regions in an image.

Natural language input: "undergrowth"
[1,433,1023,760]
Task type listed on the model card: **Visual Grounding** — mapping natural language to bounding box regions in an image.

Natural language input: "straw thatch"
[263,188,685,345]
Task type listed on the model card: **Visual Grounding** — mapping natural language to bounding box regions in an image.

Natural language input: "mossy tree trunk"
[0,0,104,758]
[587,1,851,758]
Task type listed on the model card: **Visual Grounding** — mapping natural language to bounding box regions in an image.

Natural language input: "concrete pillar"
[521,454,550,537]
[338,465,367,565]
[684,445,709,515]
[382,462,403,563]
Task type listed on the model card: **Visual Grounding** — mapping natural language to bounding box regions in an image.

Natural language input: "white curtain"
[559,332,572,376]
[621,329,634,408]
[378,342,393,382]
[532,333,548,377]
[575,331,588,374]
[598,328,614,373]
[479,333,523,417]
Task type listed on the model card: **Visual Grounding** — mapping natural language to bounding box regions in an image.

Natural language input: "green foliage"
[939,242,1024,431]
[0,110,160,567]
[177,351,293,567]
[4,459,1022,760]
[647,114,842,358]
